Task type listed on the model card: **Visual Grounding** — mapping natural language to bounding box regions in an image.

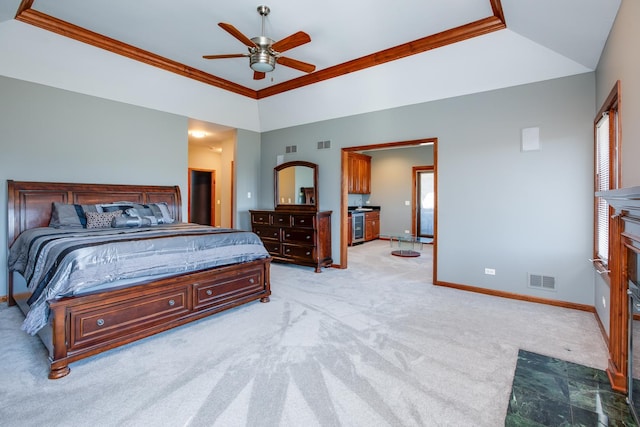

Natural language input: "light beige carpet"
[0,240,608,426]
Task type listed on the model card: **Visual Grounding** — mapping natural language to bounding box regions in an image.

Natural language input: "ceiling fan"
[203,5,316,80]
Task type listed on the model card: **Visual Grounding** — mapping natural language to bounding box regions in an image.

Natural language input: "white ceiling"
[0,0,622,142]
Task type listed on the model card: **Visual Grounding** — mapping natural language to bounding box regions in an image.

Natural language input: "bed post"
[7,180,15,305]
[48,303,71,379]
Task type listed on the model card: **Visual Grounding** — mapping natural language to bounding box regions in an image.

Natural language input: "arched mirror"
[274,161,318,212]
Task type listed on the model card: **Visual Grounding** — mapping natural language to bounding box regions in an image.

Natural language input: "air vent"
[285,145,297,153]
[528,273,556,291]
[317,140,331,149]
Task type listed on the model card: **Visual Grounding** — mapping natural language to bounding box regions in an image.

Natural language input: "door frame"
[188,168,216,226]
[340,138,438,281]
[412,165,436,238]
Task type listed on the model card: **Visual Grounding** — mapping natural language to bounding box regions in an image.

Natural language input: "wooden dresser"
[250,209,332,272]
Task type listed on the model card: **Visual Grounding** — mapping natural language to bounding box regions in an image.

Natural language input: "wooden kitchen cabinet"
[364,210,379,241]
[347,153,371,194]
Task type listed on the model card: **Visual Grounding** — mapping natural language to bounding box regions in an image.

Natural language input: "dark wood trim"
[257,16,506,99]
[489,0,506,24]
[14,9,257,99]
[14,3,506,99]
[411,165,435,238]
[434,280,597,313]
[608,213,627,390]
[14,0,33,17]
[339,150,350,268]
[230,161,235,229]
[343,138,438,153]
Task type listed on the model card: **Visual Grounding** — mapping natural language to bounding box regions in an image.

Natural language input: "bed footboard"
[46,258,271,379]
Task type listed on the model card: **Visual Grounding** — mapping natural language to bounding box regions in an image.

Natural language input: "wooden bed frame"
[6,180,271,379]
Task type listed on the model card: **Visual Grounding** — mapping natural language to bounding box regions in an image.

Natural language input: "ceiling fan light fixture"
[250,51,276,72]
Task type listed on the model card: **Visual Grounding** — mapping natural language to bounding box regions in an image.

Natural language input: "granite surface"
[506,349,638,426]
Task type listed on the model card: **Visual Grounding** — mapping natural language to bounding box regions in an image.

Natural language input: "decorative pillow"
[100,202,143,213]
[125,202,174,225]
[86,210,123,229]
[147,202,175,224]
[112,215,153,228]
[49,202,101,228]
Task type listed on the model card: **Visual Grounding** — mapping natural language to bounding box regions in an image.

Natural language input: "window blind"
[596,112,610,263]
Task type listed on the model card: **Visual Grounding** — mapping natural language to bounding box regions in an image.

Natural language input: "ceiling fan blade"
[253,71,266,80]
[202,53,247,60]
[271,31,311,53]
[277,56,316,73]
[218,22,256,48]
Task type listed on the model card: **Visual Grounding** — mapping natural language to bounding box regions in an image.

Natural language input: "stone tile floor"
[505,349,638,426]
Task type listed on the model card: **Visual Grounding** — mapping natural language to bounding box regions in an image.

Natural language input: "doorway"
[188,168,216,226]
[340,138,438,277]
[412,166,435,238]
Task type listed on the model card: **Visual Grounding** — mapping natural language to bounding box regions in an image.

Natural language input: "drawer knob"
[306,235,311,240]
[306,251,311,255]
[168,299,175,306]
[286,233,291,238]
[278,218,283,222]
[96,318,105,327]
[300,219,305,223]
[286,249,291,253]
[206,289,213,296]
[249,278,255,284]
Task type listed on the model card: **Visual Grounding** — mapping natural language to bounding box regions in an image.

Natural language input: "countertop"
[347,206,381,213]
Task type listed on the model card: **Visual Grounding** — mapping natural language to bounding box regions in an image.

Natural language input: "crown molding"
[14,1,506,100]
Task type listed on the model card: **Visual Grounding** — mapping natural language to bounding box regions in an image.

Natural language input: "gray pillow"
[49,202,100,228]
[112,216,153,228]
[125,202,174,224]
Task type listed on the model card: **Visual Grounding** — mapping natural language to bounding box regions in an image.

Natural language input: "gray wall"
[234,128,262,231]
[593,0,640,336]
[260,73,595,306]
[0,76,188,298]
[365,146,434,236]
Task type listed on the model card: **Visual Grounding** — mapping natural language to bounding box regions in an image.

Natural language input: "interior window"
[594,81,620,271]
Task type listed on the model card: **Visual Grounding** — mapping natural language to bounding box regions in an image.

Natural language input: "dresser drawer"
[251,212,272,225]
[253,225,280,241]
[283,244,315,261]
[262,242,281,255]
[283,228,315,244]
[273,213,292,227]
[68,286,190,350]
[292,214,315,229]
[194,268,264,310]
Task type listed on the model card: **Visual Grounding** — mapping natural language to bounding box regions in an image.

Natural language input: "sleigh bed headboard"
[7,180,182,246]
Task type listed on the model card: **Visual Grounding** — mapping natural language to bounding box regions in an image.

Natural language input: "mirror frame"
[274,160,319,212]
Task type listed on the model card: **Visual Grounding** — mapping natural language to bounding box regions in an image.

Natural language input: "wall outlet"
[404,230,411,234]
[247,192,251,199]
[405,201,410,206]
[484,268,496,275]
[602,296,607,308]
